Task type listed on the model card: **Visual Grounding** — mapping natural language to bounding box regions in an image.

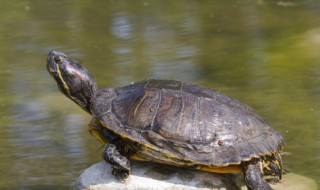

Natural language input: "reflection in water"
[241,2,269,87]
[111,13,200,84]
[64,114,87,157]
[0,0,319,189]
[112,16,133,40]
[8,94,89,188]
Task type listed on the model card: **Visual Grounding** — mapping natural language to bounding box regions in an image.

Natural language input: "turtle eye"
[54,56,63,64]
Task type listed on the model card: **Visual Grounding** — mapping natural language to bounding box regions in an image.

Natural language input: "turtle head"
[47,51,97,114]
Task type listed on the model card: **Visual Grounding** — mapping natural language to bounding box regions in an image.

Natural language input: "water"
[0,0,319,189]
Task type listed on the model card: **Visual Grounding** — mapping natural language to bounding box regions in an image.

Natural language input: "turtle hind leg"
[103,143,131,182]
[242,158,273,190]
[263,153,286,181]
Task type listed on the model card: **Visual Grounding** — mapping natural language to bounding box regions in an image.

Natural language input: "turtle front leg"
[242,158,272,190]
[103,143,131,182]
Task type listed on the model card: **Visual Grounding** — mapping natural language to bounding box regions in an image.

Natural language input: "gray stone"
[73,161,318,190]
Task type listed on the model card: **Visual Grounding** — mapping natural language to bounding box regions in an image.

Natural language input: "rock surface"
[73,161,318,190]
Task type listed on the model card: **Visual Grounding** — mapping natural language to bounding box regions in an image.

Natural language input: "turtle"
[47,50,285,190]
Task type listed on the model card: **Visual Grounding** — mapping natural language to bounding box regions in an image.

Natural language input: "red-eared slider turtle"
[47,51,285,190]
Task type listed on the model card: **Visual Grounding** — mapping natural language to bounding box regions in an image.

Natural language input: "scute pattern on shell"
[91,79,284,166]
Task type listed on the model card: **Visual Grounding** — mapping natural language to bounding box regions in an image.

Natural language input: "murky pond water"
[0,0,319,189]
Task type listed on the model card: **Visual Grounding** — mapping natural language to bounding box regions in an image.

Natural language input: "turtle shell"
[91,79,284,167]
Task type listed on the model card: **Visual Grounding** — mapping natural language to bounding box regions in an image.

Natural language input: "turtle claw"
[112,168,129,182]
[265,177,280,184]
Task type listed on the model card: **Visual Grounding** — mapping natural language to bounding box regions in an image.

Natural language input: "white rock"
[73,161,318,190]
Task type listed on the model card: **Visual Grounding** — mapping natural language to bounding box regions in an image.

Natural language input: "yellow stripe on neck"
[56,64,71,96]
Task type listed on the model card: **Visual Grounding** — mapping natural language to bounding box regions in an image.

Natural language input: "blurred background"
[0,0,319,189]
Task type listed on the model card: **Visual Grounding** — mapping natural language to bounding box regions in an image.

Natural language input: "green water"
[0,0,319,189]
